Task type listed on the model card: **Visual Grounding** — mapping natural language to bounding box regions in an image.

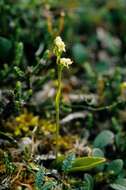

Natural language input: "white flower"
[60,58,73,68]
[54,36,66,53]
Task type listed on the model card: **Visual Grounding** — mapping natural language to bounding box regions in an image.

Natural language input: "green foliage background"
[1,0,126,190]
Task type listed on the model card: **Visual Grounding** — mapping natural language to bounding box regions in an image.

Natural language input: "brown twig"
[11,164,23,184]
[16,181,33,190]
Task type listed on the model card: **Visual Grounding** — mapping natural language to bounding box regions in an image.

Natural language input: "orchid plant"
[53,36,73,159]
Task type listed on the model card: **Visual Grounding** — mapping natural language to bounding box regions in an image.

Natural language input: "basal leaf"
[68,157,106,172]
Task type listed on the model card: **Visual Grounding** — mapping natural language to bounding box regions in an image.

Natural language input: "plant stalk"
[55,61,62,160]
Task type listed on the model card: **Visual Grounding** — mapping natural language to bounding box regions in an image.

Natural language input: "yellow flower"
[39,120,56,135]
[15,111,39,136]
[54,36,66,54]
[60,58,73,68]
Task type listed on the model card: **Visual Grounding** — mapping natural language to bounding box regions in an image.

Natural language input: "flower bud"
[53,36,65,55]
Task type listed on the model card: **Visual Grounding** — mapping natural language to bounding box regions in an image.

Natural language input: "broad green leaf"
[68,157,106,172]
[92,148,105,171]
[93,130,114,148]
[53,156,105,173]
[107,159,123,175]
[110,184,126,190]
[110,178,126,190]
[115,179,126,187]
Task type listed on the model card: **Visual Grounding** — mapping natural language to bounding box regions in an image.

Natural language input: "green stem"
[55,60,63,160]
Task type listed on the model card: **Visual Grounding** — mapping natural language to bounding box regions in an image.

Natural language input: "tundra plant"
[53,36,72,159]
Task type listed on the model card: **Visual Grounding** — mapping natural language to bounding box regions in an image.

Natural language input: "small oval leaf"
[93,130,114,148]
[92,148,104,157]
[107,159,123,175]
